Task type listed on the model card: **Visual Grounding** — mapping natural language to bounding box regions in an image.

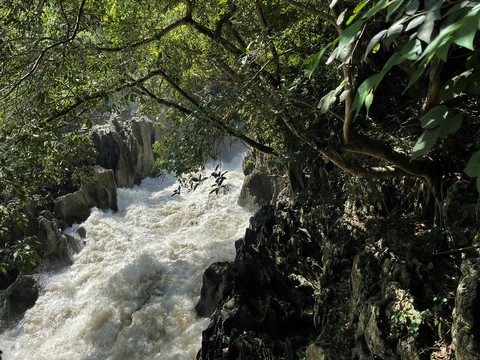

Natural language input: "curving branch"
[145,69,277,155]
[185,17,243,56]
[322,147,408,179]
[135,83,191,114]
[185,0,192,18]
[94,18,189,53]
[1,0,88,100]
[254,0,280,84]
[215,5,237,36]
[225,20,248,50]
[286,0,342,33]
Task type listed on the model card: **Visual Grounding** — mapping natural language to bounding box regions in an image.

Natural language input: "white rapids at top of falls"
[0,151,252,360]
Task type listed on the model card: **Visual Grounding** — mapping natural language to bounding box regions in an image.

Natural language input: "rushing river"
[0,152,251,359]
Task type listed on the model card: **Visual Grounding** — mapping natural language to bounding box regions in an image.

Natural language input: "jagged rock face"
[196,205,322,360]
[350,235,434,360]
[90,114,161,188]
[54,166,117,226]
[238,149,284,212]
[452,259,480,360]
[0,275,39,326]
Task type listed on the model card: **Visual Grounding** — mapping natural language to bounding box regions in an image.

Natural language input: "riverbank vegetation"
[1,0,479,346]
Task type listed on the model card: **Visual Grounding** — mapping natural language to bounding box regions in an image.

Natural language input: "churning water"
[0,151,251,359]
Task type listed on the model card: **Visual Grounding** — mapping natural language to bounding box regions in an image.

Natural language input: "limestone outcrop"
[54,166,117,226]
[0,275,39,327]
[197,194,480,359]
[197,205,322,359]
[90,113,162,188]
[452,259,480,360]
[238,149,284,212]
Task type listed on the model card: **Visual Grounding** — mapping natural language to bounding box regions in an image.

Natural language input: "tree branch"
[1,0,88,100]
[135,83,192,114]
[254,0,280,84]
[185,0,192,18]
[94,18,189,52]
[185,17,243,56]
[286,0,341,33]
[322,147,408,179]
[148,69,277,155]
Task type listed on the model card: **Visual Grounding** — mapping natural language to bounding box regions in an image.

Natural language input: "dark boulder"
[196,205,322,359]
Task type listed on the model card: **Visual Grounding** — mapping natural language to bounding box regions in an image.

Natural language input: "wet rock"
[54,166,117,226]
[238,171,276,212]
[238,149,284,212]
[196,261,229,318]
[0,275,39,325]
[90,114,162,188]
[350,237,431,360]
[452,259,480,360]
[37,216,73,269]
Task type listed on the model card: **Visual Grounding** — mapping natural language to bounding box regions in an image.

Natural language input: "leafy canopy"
[1,0,480,273]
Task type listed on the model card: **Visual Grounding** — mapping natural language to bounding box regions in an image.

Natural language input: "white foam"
[0,166,250,359]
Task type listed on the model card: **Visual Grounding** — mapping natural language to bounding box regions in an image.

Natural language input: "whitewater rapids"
[0,158,251,359]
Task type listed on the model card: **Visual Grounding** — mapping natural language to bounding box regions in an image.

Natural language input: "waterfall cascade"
[0,152,251,360]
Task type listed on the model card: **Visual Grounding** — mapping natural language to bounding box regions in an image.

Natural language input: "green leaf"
[405,15,426,32]
[309,40,338,78]
[438,113,463,138]
[318,89,337,114]
[411,127,440,160]
[453,15,479,50]
[387,0,403,21]
[404,53,434,93]
[351,74,381,116]
[365,90,374,117]
[336,21,363,58]
[385,20,405,49]
[435,40,452,62]
[399,38,422,61]
[417,1,442,43]
[405,0,420,16]
[337,9,347,26]
[365,29,387,57]
[353,0,367,14]
[339,88,352,102]
[346,15,356,26]
[363,0,390,20]
[465,151,480,178]
[420,105,448,129]
[439,69,475,100]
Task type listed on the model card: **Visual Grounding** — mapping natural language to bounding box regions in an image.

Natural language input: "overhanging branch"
[1,0,88,100]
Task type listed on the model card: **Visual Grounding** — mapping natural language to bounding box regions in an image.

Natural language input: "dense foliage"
[1,0,479,273]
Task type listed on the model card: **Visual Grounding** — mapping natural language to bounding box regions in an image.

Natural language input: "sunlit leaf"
[365,30,387,57]
[411,127,440,160]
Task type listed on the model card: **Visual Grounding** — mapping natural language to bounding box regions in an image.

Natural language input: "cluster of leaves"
[2,0,480,274]
[171,164,229,196]
[312,0,480,190]
[391,295,453,337]
[0,204,39,275]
